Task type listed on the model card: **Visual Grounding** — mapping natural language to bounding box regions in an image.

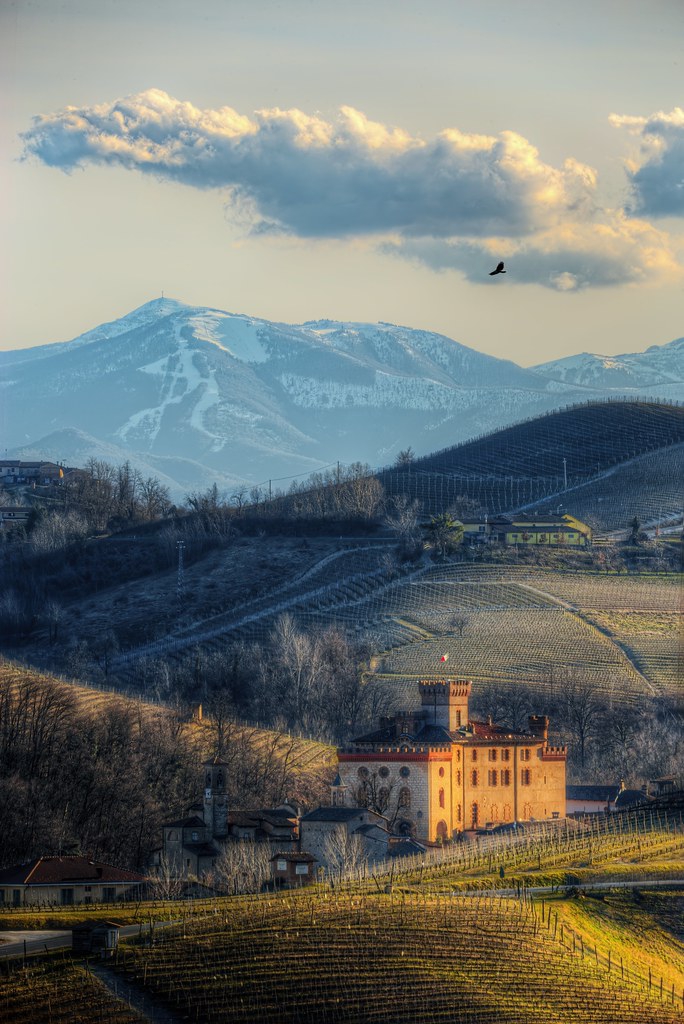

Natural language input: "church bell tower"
[203,757,229,839]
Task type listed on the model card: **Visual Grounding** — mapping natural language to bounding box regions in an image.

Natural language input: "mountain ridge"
[2,298,682,497]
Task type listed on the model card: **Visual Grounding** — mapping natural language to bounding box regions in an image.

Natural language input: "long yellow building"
[461,512,592,547]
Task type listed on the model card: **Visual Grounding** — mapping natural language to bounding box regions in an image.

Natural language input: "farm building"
[461,512,592,547]
[335,678,567,844]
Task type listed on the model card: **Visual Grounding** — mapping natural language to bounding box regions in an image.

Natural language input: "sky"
[2,0,683,365]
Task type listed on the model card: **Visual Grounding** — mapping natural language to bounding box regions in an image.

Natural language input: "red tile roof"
[0,856,146,886]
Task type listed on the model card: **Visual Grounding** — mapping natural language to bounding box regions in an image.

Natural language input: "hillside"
[379,399,684,517]
[3,884,682,1024]
[0,660,334,869]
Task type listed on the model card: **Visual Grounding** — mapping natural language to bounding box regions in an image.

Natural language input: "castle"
[333,678,567,844]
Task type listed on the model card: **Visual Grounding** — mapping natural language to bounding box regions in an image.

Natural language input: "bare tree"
[209,841,271,894]
[323,826,366,881]
[149,853,185,900]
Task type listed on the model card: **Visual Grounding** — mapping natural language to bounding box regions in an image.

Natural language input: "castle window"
[399,787,411,809]
[521,749,531,762]
[490,804,499,822]
[471,803,479,827]
[488,749,497,762]
[400,766,410,778]
[488,770,498,786]
[456,804,462,822]
[472,749,478,761]
[501,769,511,786]
[379,766,390,778]
[521,769,531,786]
[456,770,462,785]
[439,766,445,777]
[471,770,479,786]
[217,772,223,788]
[455,749,461,763]
[357,767,369,780]
[501,749,511,762]
[438,788,445,808]
[503,804,512,820]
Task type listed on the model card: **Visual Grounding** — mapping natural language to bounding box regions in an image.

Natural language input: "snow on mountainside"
[1,298,681,495]
[532,337,684,388]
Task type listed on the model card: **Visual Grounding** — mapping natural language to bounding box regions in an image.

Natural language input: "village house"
[335,678,567,844]
[0,460,65,486]
[461,512,592,547]
[269,851,318,888]
[299,806,392,870]
[0,856,146,907]
[153,756,299,879]
[566,781,650,816]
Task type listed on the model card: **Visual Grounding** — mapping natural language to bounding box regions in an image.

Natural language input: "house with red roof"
[0,856,146,907]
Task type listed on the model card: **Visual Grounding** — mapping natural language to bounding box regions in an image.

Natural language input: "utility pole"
[177,540,185,607]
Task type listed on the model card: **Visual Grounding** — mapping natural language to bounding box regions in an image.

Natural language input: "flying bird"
[489,261,506,276]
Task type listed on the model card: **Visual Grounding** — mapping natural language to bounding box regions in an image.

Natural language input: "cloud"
[384,213,683,291]
[610,107,684,217]
[22,88,597,240]
[20,89,681,289]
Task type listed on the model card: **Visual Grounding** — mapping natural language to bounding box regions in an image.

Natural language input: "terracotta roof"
[0,856,146,886]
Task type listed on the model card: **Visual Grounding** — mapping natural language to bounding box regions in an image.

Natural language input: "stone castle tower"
[203,756,229,839]
[419,679,472,731]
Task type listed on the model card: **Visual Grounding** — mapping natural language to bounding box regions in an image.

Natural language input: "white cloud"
[385,213,683,290]
[610,107,684,217]
[22,88,596,239]
[20,89,682,290]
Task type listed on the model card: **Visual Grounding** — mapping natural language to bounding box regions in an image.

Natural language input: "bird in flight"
[489,261,506,276]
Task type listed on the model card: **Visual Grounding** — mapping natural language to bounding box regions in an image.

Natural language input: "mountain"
[7,428,244,498]
[2,298,682,496]
[532,337,684,389]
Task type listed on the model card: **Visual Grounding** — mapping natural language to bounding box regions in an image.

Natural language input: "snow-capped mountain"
[1,298,681,496]
[532,337,684,390]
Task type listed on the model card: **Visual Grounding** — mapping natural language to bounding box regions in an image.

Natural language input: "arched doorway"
[436,820,449,842]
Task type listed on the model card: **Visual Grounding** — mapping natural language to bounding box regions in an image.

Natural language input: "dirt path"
[89,962,186,1024]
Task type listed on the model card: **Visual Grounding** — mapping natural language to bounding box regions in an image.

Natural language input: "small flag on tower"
[440,653,449,663]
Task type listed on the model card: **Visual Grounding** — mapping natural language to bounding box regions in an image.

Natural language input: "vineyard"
[108,557,681,704]
[521,442,684,534]
[377,400,684,517]
[2,808,683,1024]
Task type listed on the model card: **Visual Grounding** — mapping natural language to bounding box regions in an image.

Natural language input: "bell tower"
[203,757,229,839]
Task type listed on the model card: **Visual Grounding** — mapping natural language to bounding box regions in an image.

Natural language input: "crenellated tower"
[419,678,472,731]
